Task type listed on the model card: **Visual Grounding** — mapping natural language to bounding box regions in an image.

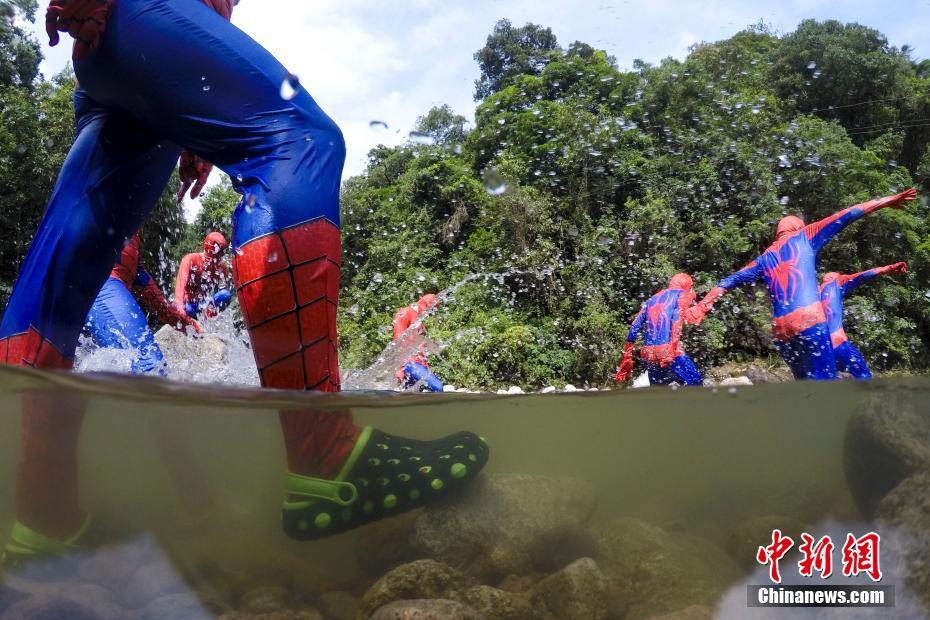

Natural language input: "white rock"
[632,373,651,389]
[506,386,524,395]
[563,384,578,392]
[496,389,507,394]
[588,387,599,392]
[720,376,753,386]
[540,386,556,394]
[443,384,457,392]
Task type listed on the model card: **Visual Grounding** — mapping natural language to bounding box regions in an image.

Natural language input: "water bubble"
[481,167,508,196]
[369,120,389,131]
[806,61,817,70]
[280,73,300,100]
[408,131,435,145]
[372,273,384,284]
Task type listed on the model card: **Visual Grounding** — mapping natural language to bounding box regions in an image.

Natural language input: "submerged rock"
[528,557,609,620]
[590,518,741,620]
[239,586,292,614]
[459,586,534,620]
[359,560,472,619]
[649,604,713,620]
[411,474,597,580]
[369,599,483,620]
[219,610,323,620]
[0,583,126,620]
[317,591,358,620]
[141,592,214,620]
[354,510,423,576]
[843,392,930,518]
[122,559,188,608]
[875,468,930,610]
[725,515,808,572]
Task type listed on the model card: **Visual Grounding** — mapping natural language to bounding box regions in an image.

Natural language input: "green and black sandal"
[1,516,91,571]
[282,426,489,540]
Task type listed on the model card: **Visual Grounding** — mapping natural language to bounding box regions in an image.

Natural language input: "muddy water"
[0,367,926,618]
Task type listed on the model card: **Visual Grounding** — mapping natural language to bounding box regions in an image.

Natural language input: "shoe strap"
[285,473,358,507]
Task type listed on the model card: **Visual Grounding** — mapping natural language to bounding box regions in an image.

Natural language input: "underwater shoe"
[0,516,92,569]
[282,426,489,540]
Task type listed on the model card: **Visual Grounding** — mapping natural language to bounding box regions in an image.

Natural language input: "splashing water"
[76,309,260,387]
[342,268,556,391]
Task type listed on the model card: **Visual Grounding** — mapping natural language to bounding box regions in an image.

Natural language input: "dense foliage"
[337,19,930,388]
[2,15,929,388]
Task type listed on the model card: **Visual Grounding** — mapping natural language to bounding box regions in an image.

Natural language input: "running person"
[819,262,907,380]
[174,231,232,318]
[0,0,487,562]
[687,190,916,380]
[393,293,444,392]
[615,273,703,386]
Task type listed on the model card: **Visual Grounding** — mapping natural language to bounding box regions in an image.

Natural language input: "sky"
[26,0,930,220]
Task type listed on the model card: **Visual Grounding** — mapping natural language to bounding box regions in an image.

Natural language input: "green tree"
[473,19,559,100]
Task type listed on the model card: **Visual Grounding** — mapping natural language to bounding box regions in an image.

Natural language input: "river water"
[0,367,927,618]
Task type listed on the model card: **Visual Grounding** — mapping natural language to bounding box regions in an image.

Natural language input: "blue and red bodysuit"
[616,273,703,386]
[819,262,906,380]
[85,233,197,375]
[689,190,915,380]
[174,232,232,319]
[0,0,360,542]
[393,294,444,393]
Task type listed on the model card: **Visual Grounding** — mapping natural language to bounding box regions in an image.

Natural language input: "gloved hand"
[166,305,201,336]
[886,188,917,209]
[890,261,907,274]
[683,304,708,325]
[614,343,635,382]
[201,0,235,20]
[177,152,213,203]
[46,0,114,61]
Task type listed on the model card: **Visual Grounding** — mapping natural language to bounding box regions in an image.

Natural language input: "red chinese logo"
[798,534,834,579]
[757,529,794,584]
[842,532,882,582]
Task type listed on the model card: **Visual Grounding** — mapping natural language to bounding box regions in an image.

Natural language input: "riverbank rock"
[155,325,228,366]
[843,392,930,518]
[410,474,597,580]
[369,599,484,620]
[875,468,930,610]
[528,558,608,620]
[358,560,472,619]
[719,376,752,387]
[590,518,741,620]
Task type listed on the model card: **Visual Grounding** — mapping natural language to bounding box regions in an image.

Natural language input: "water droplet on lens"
[408,131,435,145]
[280,73,300,100]
[481,167,508,195]
[369,120,389,131]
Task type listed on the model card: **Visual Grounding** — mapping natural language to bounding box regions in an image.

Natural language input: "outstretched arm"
[686,259,764,323]
[134,268,199,334]
[174,255,193,307]
[806,189,916,252]
[615,308,645,382]
[840,262,906,297]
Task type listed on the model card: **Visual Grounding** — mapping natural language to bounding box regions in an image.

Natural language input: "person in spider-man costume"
[85,232,199,375]
[687,189,916,380]
[174,231,232,319]
[0,0,487,564]
[615,273,703,386]
[393,293,444,392]
[820,262,906,380]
